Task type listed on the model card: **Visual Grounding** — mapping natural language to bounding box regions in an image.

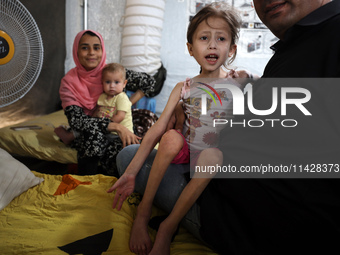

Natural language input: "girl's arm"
[107,81,184,210]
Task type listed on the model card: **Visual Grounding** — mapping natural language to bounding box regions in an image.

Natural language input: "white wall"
[64,0,274,116]
[155,0,200,116]
[65,0,126,73]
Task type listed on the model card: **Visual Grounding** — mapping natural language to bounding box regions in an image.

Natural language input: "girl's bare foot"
[129,208,153,255]
[54,126,74,145]
[149,221,175,255]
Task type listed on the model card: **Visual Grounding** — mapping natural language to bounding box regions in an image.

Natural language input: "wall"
[65,0,126,73]
[155,0,199,116]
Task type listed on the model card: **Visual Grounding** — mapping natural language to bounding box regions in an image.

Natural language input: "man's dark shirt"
[264,0,340,78]
[200,1,340,254]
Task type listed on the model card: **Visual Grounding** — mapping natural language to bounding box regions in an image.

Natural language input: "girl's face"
[77,33,103,71]
[102,71,127,98]
[187,17,236,77]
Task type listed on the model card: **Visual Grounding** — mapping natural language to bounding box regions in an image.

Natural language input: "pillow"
[0,148,44,210]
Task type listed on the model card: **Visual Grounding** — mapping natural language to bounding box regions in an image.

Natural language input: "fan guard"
[0,0,44,108]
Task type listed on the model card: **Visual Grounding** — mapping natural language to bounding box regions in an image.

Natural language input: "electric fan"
[0,0,44,108]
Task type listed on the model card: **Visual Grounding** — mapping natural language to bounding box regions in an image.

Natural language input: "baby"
[55,63,133,144]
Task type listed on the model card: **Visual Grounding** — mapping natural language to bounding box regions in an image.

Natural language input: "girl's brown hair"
[187,2,242,67]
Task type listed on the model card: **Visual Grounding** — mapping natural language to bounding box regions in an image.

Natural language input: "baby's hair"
[102,63,126,80]
[187,2,242,67]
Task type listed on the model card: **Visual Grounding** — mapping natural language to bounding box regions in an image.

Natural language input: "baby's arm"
[92,107,100,118]
[111,110,126,123]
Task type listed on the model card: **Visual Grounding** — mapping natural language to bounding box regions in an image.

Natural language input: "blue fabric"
[126,90,156,113]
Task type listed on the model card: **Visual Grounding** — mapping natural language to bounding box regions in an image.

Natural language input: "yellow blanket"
[0,172,217,255]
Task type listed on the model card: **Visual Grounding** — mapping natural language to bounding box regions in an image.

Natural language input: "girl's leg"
[116,145,190,212]
[127,130,186,254]
[117,144,204,249]
[149,148,223,255]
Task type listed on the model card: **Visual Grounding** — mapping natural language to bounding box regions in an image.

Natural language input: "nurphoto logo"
[199,82,312,128]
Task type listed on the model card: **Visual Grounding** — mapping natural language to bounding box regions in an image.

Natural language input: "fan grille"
[0,0,44,108]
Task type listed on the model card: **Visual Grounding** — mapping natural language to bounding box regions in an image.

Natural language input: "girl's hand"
[107,173,136,210]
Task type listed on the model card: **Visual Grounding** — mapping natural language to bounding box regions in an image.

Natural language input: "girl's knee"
[159,129,184,155]
[198,148,223,165]
[160,130,183,145]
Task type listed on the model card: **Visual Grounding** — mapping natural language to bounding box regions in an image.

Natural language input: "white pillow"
[0,148,44,210]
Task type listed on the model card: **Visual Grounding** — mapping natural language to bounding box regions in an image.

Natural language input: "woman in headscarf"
[57,30,156,176]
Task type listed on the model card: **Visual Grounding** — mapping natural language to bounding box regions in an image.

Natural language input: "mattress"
[0,110,77,164]
[0,172,217,255]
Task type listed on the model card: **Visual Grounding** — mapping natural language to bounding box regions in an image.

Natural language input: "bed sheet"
[0,110,77,164]
[0,172,217,255]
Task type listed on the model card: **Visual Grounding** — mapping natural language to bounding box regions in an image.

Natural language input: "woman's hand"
[227,69,260,87]
[118,127,141,147]
[108,122,141,147]
[227,69,249,79]
[107,173,136,210]
[166,101,185,133]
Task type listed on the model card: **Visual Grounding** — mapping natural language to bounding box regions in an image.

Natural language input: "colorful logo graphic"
[197,82,222,107]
